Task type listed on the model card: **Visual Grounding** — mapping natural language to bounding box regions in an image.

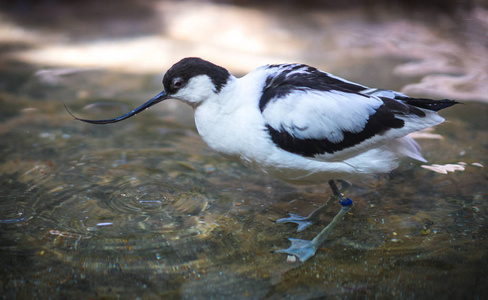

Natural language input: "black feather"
[259,64,367,112]
[266,100,405,157]
[395,96,458,112]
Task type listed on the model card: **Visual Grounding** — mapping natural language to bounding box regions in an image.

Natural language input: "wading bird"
[67,57,457,262]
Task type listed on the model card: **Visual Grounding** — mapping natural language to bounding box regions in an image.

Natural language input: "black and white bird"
[67,57,457,262]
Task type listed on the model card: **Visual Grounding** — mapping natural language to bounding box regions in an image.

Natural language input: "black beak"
[65,90,169,124]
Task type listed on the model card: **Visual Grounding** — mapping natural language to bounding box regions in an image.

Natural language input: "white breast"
[193,74,273,161]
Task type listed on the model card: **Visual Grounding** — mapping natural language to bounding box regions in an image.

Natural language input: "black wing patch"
[266,99,406,157]
[259,65,367,112]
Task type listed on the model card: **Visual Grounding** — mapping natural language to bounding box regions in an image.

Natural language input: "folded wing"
[260,65,455,160]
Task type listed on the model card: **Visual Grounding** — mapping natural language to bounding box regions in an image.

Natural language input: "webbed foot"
[276,180,351,232]
[274,238,318,262]
[275,181,353,262]
[275,213,313,232]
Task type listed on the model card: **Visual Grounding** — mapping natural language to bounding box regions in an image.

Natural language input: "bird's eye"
[172,77,183,89]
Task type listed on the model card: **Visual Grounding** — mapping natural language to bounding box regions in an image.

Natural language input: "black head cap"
[162,57,231,94]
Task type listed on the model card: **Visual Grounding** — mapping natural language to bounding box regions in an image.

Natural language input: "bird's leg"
[275,180,353,262]
[276,179,350,232]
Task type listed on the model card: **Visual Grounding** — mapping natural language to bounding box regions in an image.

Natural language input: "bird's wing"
[260,66,441,159]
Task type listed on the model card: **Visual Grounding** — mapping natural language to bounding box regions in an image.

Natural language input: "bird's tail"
[395,95,458,112]
[363,89,458,112]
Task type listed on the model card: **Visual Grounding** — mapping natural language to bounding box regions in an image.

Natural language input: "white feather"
[262,90,382,142]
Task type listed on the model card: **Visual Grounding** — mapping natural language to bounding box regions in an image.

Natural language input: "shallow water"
[1,1,488,299]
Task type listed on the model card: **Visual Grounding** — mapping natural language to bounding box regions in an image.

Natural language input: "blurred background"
[1,0,487,299]
[1,0,487,100]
